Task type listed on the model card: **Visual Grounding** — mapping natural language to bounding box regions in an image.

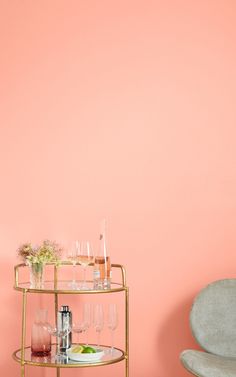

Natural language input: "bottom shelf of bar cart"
[13,344,126,368]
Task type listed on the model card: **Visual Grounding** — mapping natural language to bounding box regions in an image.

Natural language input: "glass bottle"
[94,219,111,289]
[31,309,51,356]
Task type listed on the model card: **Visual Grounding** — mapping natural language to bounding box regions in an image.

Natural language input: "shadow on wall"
[157,296,201,377]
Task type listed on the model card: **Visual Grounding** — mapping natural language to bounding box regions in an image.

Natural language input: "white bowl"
[67,346,105,362]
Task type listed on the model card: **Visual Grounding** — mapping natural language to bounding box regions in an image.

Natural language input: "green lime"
[82,346,96,354]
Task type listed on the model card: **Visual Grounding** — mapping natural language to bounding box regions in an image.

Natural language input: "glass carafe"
[31,309,51,356]
[94,219,111,289]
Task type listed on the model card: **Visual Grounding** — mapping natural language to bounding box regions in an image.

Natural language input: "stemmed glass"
[73,303,91,345]
[47,324,71,361]
[77,241,94,290]
[83,303,92,345]
[72,320,86,345]
[67,241,79,289]
[93,304,104,347]
[107,304,118,354]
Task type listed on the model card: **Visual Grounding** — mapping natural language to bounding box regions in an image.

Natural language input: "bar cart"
[12,262,129,377]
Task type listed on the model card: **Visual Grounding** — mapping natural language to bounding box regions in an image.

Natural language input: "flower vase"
[29,262,44,289]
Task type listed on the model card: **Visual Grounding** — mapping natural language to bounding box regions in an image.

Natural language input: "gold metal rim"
[12,346,126,368]
[13,283,126,294]
[14,263,127,294]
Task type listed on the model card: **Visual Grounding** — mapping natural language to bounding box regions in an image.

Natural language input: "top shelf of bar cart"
[14,262,127,294]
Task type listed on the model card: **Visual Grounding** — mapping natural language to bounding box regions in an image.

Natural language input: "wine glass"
[72,303,92,345]
[47,324,71,361]
[77,241,94,290]
[83,303,92,346]
[93,304,104,347]
[67,241,79,289]
[72,320,86,345]
[107,304,118,354]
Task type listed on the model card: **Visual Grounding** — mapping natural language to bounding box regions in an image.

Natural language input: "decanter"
[31,309,51,356]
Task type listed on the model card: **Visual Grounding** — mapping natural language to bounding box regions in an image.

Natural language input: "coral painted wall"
[1,1,236,376]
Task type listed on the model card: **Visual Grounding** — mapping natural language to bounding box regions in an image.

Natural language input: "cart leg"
[21,365,25,377]
[125,358,129,377]
[55,293,58,323]
[125,287,129,377]
[54,265,59,320]
[55,288,59,377]
[20,289,27,377]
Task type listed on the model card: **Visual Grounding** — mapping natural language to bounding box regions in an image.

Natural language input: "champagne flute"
[107,304,118,354]
[72,320,86,345]
[77,241,94,290]
[67,241,79,289]
[93,304,104,347]
[83,303,91,346]
[73,303,91,345]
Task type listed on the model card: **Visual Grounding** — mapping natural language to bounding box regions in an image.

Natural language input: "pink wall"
[1,1,236,376]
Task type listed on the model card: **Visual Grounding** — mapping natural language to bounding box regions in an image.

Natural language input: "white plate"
[67,346,104,362]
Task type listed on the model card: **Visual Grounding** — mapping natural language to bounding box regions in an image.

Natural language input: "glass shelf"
[14,263,127,294]
[13,345,125,368]
[14,280,126,294]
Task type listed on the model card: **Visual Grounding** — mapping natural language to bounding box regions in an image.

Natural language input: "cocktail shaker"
[57,305,72,352]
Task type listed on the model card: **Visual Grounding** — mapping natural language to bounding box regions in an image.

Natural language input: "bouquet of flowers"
[17,240,62,265]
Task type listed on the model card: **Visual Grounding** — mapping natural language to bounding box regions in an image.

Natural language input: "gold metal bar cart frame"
[13,262,129,377]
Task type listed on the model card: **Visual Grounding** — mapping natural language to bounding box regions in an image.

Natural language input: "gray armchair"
[180,279,236,377]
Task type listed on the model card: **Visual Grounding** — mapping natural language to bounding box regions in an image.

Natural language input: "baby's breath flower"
[17,240,62,265]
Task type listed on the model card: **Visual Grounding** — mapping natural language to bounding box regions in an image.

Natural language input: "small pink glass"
[31,309,51,356]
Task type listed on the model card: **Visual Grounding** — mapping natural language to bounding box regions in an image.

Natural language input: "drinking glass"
[67,241,79,289]
[83,303,92,345]
[93,304,104,347]
[73,303,91,345]
[72,320,86,344]
[107,304,118,353]
[77,241,94,290]
[47,324,71,361]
